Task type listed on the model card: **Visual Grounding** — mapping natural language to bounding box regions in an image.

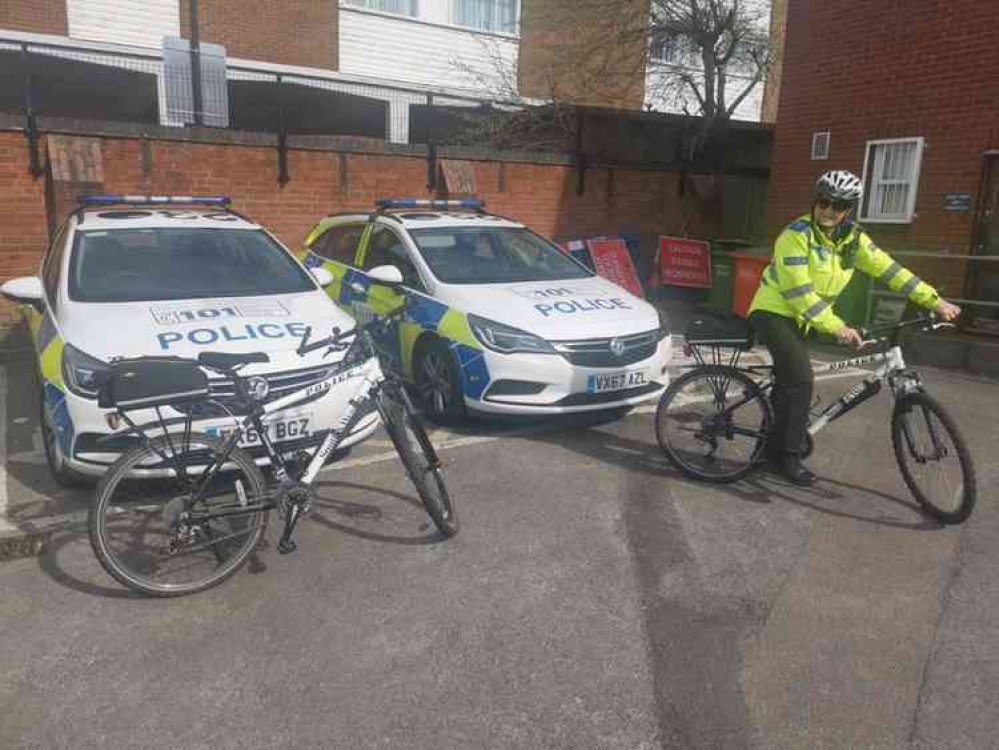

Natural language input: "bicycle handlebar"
[857,312,956,348]
[295,299,407,358]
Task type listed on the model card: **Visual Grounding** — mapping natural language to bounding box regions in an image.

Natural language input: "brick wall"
[519,0,650,110]
[0,132,50,324]
[0,129,717,323]
[0,0,68,36]
[769,0,999,297]
[178,0,337,70]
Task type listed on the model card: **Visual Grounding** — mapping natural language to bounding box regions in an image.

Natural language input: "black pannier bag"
[684,312,755,350]
[98,357,210,411]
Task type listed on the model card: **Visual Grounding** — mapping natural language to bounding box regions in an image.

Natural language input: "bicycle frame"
[746,343,913,438]
[225,355,384,485]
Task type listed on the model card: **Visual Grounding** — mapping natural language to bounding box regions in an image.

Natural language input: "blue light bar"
[376,198,484,210]
[79,195,232,207]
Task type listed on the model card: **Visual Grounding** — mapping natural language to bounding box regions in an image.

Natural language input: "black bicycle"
[88,293,457,597]
[655,313,977,524]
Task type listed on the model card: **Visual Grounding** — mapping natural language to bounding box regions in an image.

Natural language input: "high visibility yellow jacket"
[748,215,940,334]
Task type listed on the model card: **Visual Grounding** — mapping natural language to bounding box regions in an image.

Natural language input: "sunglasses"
[815,197,854,212]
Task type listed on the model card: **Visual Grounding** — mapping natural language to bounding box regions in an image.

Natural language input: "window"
[69,228,314,302]
[811,131,830,160]
[452,0,518,33]
[42,223,69,311]
[649,28,680,64]
[410,227,592,284]
[363,227,425,291]
[860,137,925,223]
[345,0,418,17]
[311,225,366,265]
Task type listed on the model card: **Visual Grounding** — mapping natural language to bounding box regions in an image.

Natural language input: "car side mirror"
[310,267,335,287]
[368,265,404,289]
[1,277,44,310]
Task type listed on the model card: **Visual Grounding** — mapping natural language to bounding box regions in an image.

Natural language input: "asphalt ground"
[1,346,997,749]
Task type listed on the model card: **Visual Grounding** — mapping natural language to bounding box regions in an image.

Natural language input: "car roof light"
[78,195,232,207]
[375,198,484,211]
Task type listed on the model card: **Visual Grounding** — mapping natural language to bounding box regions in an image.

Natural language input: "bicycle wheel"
[377,388,459,537]
[655,365,772,483]
[89,432,269,597]
[891,392,976,524]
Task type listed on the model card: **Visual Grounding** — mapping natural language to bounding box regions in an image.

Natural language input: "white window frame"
[810,131,830,160]
[450,0,519,35]
[343,0,419,18]
[859,136,925,224]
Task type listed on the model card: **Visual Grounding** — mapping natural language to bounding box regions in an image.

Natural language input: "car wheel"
[414,339,466,425]
[40,390,91,489]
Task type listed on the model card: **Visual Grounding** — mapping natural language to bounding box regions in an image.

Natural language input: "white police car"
[299,198,671,423]
[1,195,379,486]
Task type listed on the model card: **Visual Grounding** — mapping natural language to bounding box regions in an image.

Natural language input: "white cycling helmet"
[814,170,863,202]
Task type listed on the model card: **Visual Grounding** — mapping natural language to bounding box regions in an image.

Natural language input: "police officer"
[747,170,961,486]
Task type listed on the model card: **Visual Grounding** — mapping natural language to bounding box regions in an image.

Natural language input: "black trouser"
[748,310,813,456]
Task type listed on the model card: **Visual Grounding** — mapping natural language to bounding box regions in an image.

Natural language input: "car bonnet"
[438,276,659,340]
[60,291,356,369]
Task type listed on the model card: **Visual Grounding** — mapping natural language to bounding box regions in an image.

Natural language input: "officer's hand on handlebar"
[935,299,961,322]
[835,325,864,349]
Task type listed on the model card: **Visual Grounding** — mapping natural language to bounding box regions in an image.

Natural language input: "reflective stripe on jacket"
[748,215,940,334]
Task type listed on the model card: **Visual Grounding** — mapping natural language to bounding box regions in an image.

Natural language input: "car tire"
[413,338,466,425]
[40,390,92,489]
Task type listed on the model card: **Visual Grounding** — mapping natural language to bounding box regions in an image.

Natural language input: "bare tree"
[444,0,774,152]
[647,0,772,137]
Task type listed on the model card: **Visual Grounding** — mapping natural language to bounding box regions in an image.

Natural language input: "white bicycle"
[656,313,977,524]
[89,274,457,597]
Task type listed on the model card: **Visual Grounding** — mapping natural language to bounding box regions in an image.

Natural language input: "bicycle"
[88,286,458,597]
[655,312,977,524]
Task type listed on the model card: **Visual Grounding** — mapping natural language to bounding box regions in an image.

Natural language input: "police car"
[0,195,380,486]
[299,198,671,422]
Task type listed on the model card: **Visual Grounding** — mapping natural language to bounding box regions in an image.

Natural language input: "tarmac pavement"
[1,333,997,749]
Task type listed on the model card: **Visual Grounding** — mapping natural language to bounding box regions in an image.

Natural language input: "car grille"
[175,363,340,417]
[552,329,660,368]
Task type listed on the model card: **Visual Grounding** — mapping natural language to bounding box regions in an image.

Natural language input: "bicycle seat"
[198,351,270,370]
[684,313,755,350]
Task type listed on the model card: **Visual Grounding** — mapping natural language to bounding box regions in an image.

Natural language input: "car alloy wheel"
[415,340,465,424]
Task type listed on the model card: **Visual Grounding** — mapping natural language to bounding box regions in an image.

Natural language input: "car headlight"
[655,305,670,341]
[62,344,110,399]
[468,314,556,355]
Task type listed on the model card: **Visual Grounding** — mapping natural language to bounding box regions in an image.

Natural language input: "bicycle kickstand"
[277,504,304,555]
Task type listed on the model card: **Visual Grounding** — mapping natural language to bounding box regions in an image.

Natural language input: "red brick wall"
[768,0,999,294]
[0,0,68,36]
[0,132,50,324]
[0,131,717,323]
[179,0,337,70]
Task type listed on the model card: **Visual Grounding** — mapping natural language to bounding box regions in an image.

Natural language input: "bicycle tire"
[655,365,772,483]
[891,392,977,524]
[378,388,459,537]
[89,432,269,597]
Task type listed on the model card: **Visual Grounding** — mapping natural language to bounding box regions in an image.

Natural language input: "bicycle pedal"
[277,539,298,555]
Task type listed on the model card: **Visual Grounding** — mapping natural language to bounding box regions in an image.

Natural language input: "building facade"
[766,0,999,328]
[1,0,768,142]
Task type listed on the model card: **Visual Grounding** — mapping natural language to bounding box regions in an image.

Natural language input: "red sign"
[659,236,712,288]
[585,237,643,297]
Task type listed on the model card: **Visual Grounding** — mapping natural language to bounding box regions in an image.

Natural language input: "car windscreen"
[408,227,594,284]
[68,228,316,302]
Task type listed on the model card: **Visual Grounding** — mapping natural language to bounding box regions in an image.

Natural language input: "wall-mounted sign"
[942,192,973,213]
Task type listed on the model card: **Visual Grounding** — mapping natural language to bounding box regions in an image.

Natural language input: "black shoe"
[780,455,817,487]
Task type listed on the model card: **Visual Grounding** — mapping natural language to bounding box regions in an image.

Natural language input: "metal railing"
[863,251,999,331]
[0,35,524,186]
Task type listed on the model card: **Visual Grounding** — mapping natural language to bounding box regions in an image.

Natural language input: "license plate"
[207,414,312,446]
[586,369,648,393]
